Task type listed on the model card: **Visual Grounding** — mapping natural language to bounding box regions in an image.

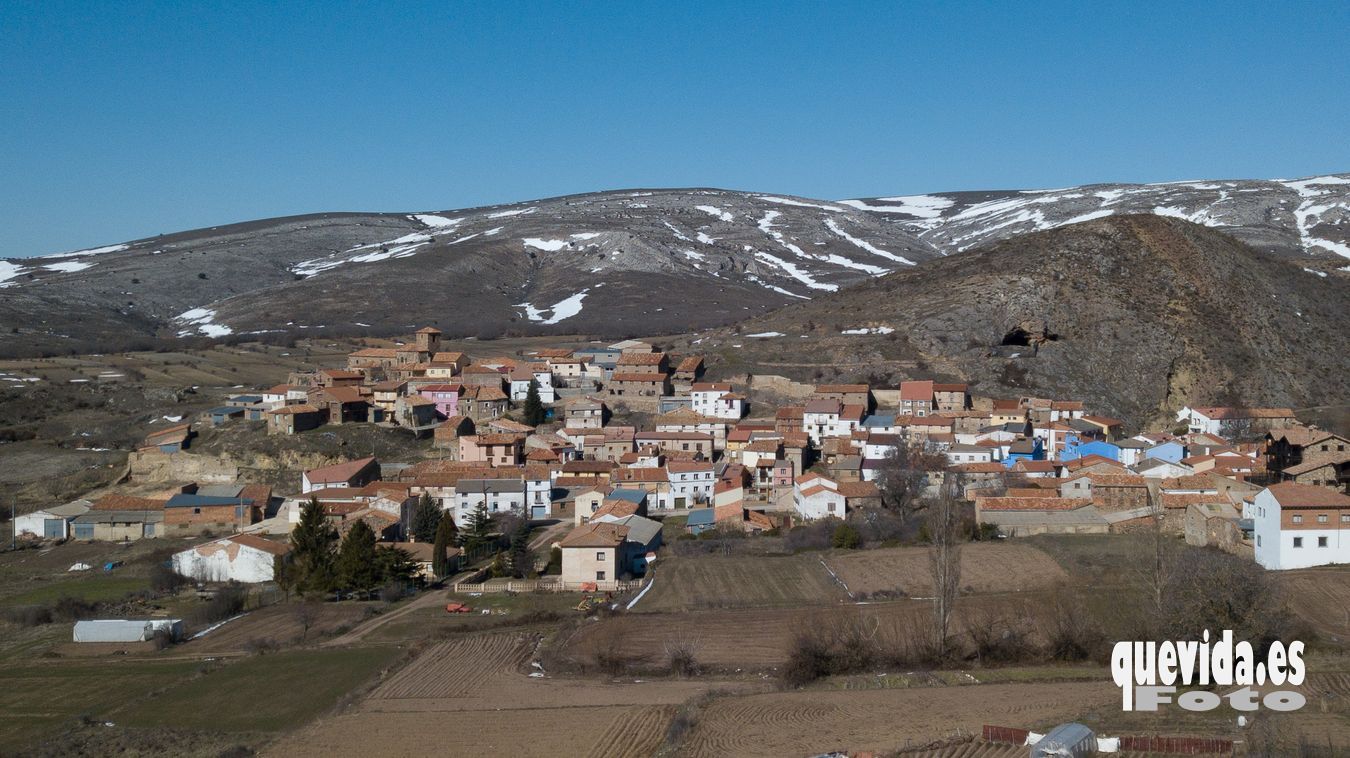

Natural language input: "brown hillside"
[698,215,1350,427]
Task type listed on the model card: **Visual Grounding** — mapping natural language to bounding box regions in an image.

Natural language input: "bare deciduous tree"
[926,472,964,660]
[875,439,948,522]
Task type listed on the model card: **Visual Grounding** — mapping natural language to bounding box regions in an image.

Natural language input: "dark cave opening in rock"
[1001,326,1060,347]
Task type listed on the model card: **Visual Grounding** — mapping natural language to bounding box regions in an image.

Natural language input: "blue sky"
[2,1,1348,257]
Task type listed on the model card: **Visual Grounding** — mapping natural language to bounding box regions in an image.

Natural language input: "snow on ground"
[824,218,915,265]
[412,214,462,228]
[664,221,693,242]
[1303,267,1329,278]
[174,307,233,338]
[43,261,93,273]
[43,243,129,259]
[841,326,895,335]
[756,196,847,212]
[487,207,537,219]
[1308,238,1350,258]
[843,194,954,219]
[1151,205,1224,227]
[744,273,809,299]
[1280,176,1350,259]
[571,232,602,241]
[695,231,718,245]
[517,289,590,325]
[746,331,784,338]
[523,238,569,252]
[1054,209,1117,226]
[682,250,706,261]
[695,205,735,222]
[484,227,503,236]
[0,261,28,287]
[753,250,837,291]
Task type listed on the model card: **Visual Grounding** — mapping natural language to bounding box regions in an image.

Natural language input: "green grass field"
[0,659,203,751]
[115,647,403,732]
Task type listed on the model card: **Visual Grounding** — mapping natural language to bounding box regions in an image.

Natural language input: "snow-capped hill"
[1,175,1345,357]
[848,174,1350,260]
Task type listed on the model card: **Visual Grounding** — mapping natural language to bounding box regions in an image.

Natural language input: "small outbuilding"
[73,618,184,643]
[13,499,92,540]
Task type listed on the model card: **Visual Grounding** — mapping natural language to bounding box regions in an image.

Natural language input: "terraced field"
[369,633,534,700]
[636,553,848,612]
[823,542,1067,598]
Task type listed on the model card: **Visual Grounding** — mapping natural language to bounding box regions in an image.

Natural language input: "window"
[1342,514,1350,523]
[1293,515,1303,524]
[595,552,605,561]
[1257,535,1262,547]
[596,571,606,581]
[1319,537,1329,548]
[1294,537,1304,548]
[1319,515,1329,523]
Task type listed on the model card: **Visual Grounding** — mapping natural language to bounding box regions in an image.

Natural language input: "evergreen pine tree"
[507,518,534,578]
[410,493,442,543]
[522,379,546,426]
[432,512,458,579]
[290,497,337,596]
[335,520,378,595]
[460,502,495,557]
[373,545,417,585]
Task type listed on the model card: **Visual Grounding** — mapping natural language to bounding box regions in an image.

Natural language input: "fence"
[452,577,646,594]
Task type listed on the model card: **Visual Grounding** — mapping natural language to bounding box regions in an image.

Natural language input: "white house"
[690,383,745,420]
[946,443,994,465]
[172,534,291,583]
[453,478,527,525]
[792,473,846,521]
[667,461,715,509]
[13,499,91,540]
[509,366,557,403]
[1252,483,1350,570]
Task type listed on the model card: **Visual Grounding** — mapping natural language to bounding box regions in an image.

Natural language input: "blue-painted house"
[1143,440,1186,463]
[685,508,716,535]
[1003,437,1045,468]
[1059,435,1121,463]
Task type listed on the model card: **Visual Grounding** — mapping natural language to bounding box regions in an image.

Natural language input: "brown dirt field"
[177,602,372,654]
[1280,568,1350,639]
[679,680,1118,757]
[637,553,848,611]
[823,542,1068,598]
[560,598,1049,671]
[370,633,534,700]
[268,705,673,758]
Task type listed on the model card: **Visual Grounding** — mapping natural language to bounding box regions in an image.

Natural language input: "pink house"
[418,383,464,417]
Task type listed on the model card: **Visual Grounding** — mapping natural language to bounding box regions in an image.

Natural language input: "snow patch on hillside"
[696,205,735,222]
[756,196,847,212]
[0,261,28,287]
[412,214,462,228]
[175,307,233,338]
[44,261,93,273]
[487,207,537,219]
[847,194,954,219]
[824,219,915,265]
[753,250,838,291]
[517,289,590,324]
[43,243,129,259]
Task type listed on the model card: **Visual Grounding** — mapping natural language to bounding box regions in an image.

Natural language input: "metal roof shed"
[73,618,184,643]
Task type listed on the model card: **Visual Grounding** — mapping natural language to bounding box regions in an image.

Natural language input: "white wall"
[173,542,277,583]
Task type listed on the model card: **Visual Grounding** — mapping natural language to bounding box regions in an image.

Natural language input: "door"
[44,519,64,539]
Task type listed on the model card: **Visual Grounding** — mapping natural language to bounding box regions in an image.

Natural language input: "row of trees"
[281,498,445,597]
[408,494,538,578]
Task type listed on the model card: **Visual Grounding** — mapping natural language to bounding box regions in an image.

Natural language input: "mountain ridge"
[1,176,1346,358]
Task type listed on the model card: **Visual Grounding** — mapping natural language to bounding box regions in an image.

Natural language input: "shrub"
[665,638,702,677]
[51,596,97,622]
[149,562,189,594]
[192,584,247,627]
[4,605,53,627]
[831,523,862,549]
[781,630,834,687]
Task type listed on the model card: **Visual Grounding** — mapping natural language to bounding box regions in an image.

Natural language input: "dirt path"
[323,588,447,647]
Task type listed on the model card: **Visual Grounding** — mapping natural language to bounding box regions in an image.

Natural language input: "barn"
[172,533,291,583]
[13,500,91,540]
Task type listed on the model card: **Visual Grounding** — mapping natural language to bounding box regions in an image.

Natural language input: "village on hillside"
[5,326,1350,756]
[17,325,1347,582]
